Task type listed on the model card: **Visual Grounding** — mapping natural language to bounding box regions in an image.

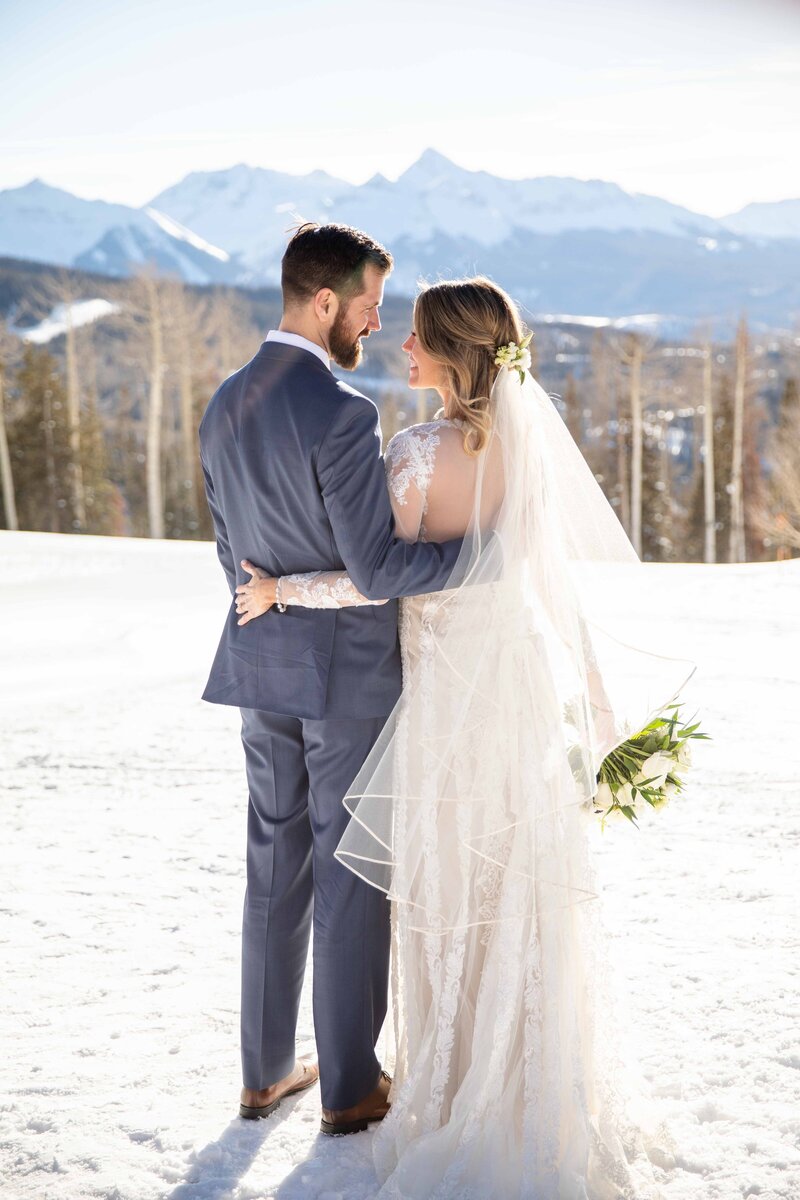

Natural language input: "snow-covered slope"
[18,298,120,344]
[1,530,798,1200]
[148,163,352,271]
[334,148,721,247]
[0,179,236,285]
[722,198,800,240]
[144,151,800,322]
[0,179,144,267]
[151,149,720,257]
[74,218,234,285]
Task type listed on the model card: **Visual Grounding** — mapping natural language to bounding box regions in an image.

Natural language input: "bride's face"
[402,331,443,391]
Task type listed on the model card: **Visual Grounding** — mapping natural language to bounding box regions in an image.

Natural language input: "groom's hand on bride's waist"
[235,559,277,625]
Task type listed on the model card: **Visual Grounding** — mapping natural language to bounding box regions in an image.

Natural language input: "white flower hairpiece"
[494,332,533,383]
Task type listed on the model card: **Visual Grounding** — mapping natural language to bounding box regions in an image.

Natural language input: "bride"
[235,278,673,1199]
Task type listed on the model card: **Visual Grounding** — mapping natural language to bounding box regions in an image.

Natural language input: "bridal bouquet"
[594,705,708,828]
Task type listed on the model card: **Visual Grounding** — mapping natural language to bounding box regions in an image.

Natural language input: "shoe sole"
[320,1112,388,1137]
[239,1072,318,1120]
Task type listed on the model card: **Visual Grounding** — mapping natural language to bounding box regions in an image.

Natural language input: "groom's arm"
[201,458,236,595]
[316,397,463,602]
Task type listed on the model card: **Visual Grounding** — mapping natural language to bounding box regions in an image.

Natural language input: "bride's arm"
[234,430,428,623]
[234,560,386,623]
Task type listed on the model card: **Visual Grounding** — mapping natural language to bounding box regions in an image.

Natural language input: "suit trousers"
[239,707,390,1110]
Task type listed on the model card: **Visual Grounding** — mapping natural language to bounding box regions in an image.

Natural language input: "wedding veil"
[335,366,694,931]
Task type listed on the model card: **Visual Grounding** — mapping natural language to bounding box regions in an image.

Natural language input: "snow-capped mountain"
[337,148,721,244]
[0,179,142,266]
[0,179,236,285]
[74,209,234,285]
[146,148,724,286]
[148,163,350,266]
[721,198,800,241]
[1,153,799,324]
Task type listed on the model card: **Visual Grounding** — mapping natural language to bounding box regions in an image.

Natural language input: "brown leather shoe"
[239,1057,319,1120]
[320,1069,392,1136]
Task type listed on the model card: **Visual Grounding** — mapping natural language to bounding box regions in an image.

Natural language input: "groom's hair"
[281,222,393,307]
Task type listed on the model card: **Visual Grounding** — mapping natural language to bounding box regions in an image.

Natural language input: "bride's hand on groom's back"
[235,560,278,625]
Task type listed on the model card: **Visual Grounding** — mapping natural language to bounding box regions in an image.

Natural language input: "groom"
[199,223,462,1134]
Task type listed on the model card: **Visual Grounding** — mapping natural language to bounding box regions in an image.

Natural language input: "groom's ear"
[313,287,339,325]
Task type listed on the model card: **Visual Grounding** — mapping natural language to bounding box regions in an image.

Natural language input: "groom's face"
[328,265,386,370]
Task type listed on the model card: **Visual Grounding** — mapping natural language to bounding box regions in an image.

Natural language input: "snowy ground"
[1,531,798,1200]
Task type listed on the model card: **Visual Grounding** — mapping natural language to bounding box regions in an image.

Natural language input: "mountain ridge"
[1,151,798,325]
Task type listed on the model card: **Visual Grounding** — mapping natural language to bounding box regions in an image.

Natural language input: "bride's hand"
[235,560,278,625]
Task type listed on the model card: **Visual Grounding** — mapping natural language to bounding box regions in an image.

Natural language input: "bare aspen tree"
[42,373,59,533]
[616,410,631,536]
[590,332,625,526]
[58,275,88,529]
[211,289,259,384]
[728,317,748,563]
[169,282,201,527]
[0,321,19,530]
[629,338,644,557]
[141,274,166,539]
[701,344,716,563]
[611,334,648,556]
[217,291,236,381]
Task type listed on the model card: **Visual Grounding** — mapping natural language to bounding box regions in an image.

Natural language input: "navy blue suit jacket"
[199,341,463,719]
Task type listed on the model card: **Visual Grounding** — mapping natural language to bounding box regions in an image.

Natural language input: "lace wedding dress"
[278,375,683,1199]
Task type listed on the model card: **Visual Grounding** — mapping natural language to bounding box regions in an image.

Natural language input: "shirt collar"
[265,330,331,371]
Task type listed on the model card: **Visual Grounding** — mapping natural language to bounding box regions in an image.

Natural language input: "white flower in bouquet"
[676,740,693,769]
[635,751,672,791]
[594,780,614,810]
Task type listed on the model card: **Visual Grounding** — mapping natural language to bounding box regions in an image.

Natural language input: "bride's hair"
[413,277,525,455]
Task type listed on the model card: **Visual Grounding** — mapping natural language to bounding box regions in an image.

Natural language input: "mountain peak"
[400,148,461,181]
[19,177,64,196]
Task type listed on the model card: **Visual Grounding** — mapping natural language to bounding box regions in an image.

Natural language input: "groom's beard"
[329,308,369,371]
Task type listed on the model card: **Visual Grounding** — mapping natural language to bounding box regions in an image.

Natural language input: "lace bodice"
[279,419,465,608]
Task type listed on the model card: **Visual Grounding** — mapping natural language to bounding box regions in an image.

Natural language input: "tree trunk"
[64,308,87,529]
[42,382,58,533]
[728,318,747,563]
[0,364,19,531]
[629,338,644,557]
[173,287,198,526]
[617,410,630,536]
[702,346,716,564]
[145,278,165,540]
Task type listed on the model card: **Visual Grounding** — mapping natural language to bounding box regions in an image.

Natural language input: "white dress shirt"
[265,329,330,372]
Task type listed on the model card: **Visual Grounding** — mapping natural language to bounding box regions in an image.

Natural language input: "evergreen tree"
[80,389,121,536]
[10,345,73,532]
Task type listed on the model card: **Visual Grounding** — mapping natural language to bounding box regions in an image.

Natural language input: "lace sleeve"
[385,424,441,543]
[279,424,444,609]
[279,570,388,609]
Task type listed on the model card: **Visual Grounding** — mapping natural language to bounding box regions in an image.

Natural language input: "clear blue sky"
[1,0,798,215]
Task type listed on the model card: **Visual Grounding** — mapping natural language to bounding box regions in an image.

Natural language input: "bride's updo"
[413,277,526,455]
